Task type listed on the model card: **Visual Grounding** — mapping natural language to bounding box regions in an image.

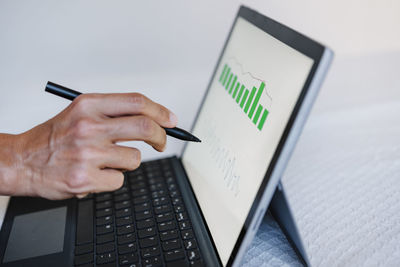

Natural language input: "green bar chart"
[219,63,269,131]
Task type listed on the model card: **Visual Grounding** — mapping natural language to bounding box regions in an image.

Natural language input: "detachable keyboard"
[73,158,204,267]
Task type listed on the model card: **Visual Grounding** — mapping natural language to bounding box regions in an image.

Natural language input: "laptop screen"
[182,16,314,265]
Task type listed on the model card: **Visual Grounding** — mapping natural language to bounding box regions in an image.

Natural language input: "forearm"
[0,133,24,196]
[0,122,55,198]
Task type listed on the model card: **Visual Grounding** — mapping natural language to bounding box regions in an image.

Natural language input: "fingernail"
[169,112,178,125]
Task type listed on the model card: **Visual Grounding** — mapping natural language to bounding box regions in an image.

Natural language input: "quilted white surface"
[242,212,303,266]
[243,52,400,266]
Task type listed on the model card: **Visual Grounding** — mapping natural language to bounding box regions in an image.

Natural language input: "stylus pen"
[45,81,201,142]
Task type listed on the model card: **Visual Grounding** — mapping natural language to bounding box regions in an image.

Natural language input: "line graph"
[227,56,272,101]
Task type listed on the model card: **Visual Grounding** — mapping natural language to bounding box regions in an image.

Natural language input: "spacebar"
[76,199,94,245]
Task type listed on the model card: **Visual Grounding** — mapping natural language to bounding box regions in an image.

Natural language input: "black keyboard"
[74,158,204,267]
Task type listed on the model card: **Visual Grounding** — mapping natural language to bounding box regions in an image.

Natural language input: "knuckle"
[138,116,155,138]
[129,93,146,111]
[68,169,89,190]
[73,118,97,138]
[75,146,97,162]
[72,94,92,112]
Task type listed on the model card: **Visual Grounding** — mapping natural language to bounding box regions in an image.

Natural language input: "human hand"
[5,93,177,200]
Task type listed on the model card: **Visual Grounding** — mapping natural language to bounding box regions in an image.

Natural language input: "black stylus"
[45,81,201,142]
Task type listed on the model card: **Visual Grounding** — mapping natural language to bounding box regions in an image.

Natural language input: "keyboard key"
[179,221,191,230]
[160,230,179,241]
[165,177,175,184]
[97,233,114,244]
[96,216,113,226]
[130,176,146,185]
[76,199,93,245]
[115,193,130,202]
[74,253,93,265]
[139,237,158,248]
[114,200,131,210]
[153,197,169,206]
[136,210,152,221]
[96,193,112,202]
[116,208,132,218]
[168,183,178,192]
[137,218,155,229]
[184,239,197,250]
[156,212,174,223]
[190,260,205,267]
[132,188,149,197]
[114,186,129,195]
[96,200,112,210]
[133,195,150,204]
[187,249,200,261]
[75,243,93,255]
[151,190,167,199]
[97,224,114,235]
[154,205,171,215]
[164,249,185,262]
[149,183,166,192]
[119,253,139,265]
[96,252,115,264]
[117,233,136,245]
[169,190,180,198]
[138,227,156,239]
[162,239,181,251]
[118,242,137,254]
[176,212,188,222]
[146,171,160,179]
[181,230,194,240]
[96,242,115,254]
[158,221,176,232]
[130,181,146,191]
[148,178,163,185]
[171,197,182,205]
[96,208,113,218]
[116,216,133,226]
[134,202,151,213]
[174,205,185,213]
[141,246,161,258]
[143,256,162,267]
[164,171,173,179]
[117,224,135,235]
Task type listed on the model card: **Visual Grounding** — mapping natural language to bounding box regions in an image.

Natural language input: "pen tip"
[192,136,201,142]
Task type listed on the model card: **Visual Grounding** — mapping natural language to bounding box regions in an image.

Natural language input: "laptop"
[0,6,332,267]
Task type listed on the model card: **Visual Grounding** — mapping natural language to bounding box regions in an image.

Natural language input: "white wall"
[0,0,399,160]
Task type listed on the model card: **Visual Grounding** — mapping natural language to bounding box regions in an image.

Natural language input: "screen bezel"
[181,5,326,265]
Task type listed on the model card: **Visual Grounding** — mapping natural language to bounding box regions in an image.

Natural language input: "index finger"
[75,93,178,128]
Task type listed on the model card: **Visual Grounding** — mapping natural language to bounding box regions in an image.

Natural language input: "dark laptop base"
[0,156,220,267]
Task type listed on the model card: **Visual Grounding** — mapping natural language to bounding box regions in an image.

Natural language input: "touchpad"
[3,206,67,263]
